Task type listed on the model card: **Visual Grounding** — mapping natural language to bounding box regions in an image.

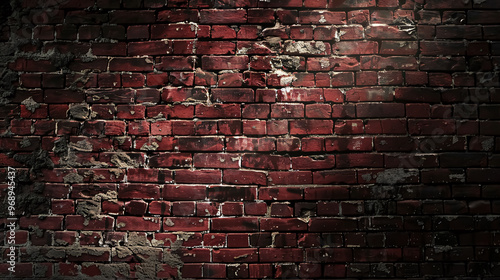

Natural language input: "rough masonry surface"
[1,0,500,279]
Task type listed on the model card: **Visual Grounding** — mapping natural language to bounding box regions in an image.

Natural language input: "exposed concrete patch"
[94,190,118,202]
[285,40,326,55]
[21,96,40,112]
[135,263,158,280]
[63,172,84,184]
[374,169,418,185]
[33,263,49,278]
[68,103,90,121]
[13,149,54,174]
[140,142,159,151]
[482,138,494,151]
[69,139,93,152]
[76,199,101,220]
[53,137,68,156]
[111,152,140,168]
[19,137,32,148]
[24,246,66,262]
[128,232,151,246]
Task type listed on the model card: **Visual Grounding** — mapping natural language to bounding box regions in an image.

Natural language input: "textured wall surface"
[1,0,500,278]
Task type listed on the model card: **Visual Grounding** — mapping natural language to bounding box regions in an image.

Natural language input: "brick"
[299,11,346,24]
[116,216,161,231]
[151,23,197,39]
[175,169,221,184]
[212,217,259,232]
[395,87,441,103]
[333,41,378,55]
[162,185,205,201]
[259,248,303,263]
[200,9,247,24]
[164,217,209,231]
[128,41,172,56]
[226,137,275,152]
[241,154,290,170]
[365,25,413,40]
[261,218,308,231]
[213,248,258,263]
[313,170,357,184]
[277,88,324,102]
[207,186,256,201]
[259,187,303,201]
[290,120,333,135]
[307,57,359,71]
[202,55,249,70]
[212,88,254,102]
[19,216,63,230]
[268,171,312,185]
[109,58,153,72]
[356,103,404,118]
[436,25,482,39]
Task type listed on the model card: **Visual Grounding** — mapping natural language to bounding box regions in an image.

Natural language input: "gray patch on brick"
[21,96,40,112]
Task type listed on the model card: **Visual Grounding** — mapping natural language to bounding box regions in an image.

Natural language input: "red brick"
[226,137,275,152]
[202,55,249,70]
[118,183,160,200]
[260,248,303,262]
[128,41,172,56]
[212,88,254,102]
[196,104,241,118]
[212,217,259,232]
[19,216,63,230]
[116,216,161,231]
[213,248,258,263]
[223,170,267,185]
[207,186,257,201]
[156,56,195,71]
[261,218,308,231]
[164,217,209,231]
[200,9,247,24]
[290,120,333,135]
[175,169,221,184]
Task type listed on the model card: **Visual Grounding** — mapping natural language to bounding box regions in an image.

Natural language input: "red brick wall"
[1,0,500,278]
